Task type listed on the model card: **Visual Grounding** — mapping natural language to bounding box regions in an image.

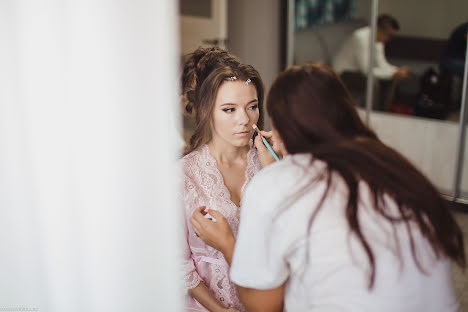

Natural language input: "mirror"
[292,0,467,122]
[366,0,467,199]
[371,0,467,121]
[290,0,468,199]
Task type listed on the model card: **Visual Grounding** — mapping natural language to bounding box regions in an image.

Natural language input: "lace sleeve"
[183,259,202,289]
[181,172,203,290]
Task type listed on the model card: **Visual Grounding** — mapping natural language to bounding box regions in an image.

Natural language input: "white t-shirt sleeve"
[230,169,290,290]
[373,43,397,79]
[354,32,370,76]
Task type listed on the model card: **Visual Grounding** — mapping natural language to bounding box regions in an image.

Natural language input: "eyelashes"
[222,105,258,113]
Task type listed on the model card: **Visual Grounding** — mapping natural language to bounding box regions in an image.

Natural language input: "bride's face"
[210,80,259,148]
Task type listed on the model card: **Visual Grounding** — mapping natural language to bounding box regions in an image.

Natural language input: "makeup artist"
[191,63,465,311]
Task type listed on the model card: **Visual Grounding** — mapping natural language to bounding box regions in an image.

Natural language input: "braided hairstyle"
[181,47,264,154]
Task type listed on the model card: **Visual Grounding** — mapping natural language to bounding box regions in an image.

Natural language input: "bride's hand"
[190,206,235,254]
[254,129,287,167]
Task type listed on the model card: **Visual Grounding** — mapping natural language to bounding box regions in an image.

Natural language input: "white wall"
[364,110,462,195]
[354,0,372,22]
[367,110,468,198]
[379,0,468,39]
[228,0,282,129]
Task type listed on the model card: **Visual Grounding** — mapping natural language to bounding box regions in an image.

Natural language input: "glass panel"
[288,0,467,196]
[367,0,467,196]
[370,0,467,121]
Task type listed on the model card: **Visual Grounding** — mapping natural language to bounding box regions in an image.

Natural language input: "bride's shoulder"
[180,145,209,179]
[181,145,206,164]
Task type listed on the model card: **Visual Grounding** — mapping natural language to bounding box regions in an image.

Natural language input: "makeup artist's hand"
[190,206,236,261]
[254,130,288,167]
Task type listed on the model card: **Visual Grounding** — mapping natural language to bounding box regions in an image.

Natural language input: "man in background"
[333,13,411,80]
[333,14,411,109]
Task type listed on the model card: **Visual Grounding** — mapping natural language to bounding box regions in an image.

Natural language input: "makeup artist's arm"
[234,284,286,312]
[191,208,285,311]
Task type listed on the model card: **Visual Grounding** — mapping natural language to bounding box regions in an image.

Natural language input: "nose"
[236,108,250,125]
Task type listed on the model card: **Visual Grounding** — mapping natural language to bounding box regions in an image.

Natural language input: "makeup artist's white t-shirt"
[230,154,458,312]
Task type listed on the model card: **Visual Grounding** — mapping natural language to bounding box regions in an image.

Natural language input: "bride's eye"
[223,108,235,113]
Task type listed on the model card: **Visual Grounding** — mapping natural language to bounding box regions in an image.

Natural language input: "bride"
[180,47,280,312]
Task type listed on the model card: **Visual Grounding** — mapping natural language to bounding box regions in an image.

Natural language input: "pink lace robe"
[182,144,262,311]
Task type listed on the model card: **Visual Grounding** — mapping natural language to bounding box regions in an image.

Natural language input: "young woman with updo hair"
[180,47,282,312]
[191,63,466,311]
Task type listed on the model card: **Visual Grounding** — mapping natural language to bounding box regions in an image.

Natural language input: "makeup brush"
[252,124,280,162]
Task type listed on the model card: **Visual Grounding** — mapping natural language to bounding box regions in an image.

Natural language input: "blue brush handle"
[261,136,280,162]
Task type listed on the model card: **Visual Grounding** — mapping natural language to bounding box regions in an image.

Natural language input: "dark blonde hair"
[181,47,264,154]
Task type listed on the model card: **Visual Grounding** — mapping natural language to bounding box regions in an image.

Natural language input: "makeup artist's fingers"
[204,210,235,251]
[191,206,211,225]
[190,211,213,241]
[259,131,283,155]
[259,130,273,140]
[270,131,288,156]
[254,135,268,154]
[190,217,202,236]
[191,209,235,251]
[259,131,276,151]
[205,209,226,223]
[254,134,265,150]
[197,205,209,216]
[191,206,204,218]
[255,135,276,167]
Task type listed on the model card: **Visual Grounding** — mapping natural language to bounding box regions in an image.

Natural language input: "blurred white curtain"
[0,0,182,311]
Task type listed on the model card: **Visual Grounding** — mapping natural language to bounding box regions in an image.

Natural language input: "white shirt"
[333,26,397,79]
[230,154,459,311]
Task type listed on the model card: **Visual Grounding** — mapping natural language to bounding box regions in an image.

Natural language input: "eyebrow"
[220,99,258,107]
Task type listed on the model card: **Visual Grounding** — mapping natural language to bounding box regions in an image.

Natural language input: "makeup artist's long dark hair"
[181,47,264,154]
[267,63,465,288]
